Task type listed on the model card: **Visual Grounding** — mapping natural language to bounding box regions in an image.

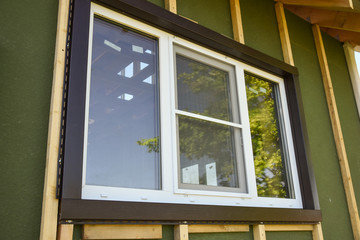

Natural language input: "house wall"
[1,0,359,239]
[0,0,58,239]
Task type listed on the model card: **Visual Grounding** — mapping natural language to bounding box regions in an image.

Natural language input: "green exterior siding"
[323,32,360,211]
[240,0,283,61]
[1,0,359,239]
[177,0,233,38]
[0,0,58,239]
[286,10,354,239]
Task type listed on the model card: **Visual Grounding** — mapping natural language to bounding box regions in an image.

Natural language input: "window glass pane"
[245,73,292,198]
[84,18,160,190]
[176,54,238,123]
[178,115,240,189]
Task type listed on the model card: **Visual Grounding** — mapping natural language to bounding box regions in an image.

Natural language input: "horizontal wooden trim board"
[83,224,162,239]
[188,224,249,233]
[264,224,313,231]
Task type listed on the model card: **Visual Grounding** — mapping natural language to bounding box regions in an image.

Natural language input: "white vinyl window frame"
[81,2,303,209]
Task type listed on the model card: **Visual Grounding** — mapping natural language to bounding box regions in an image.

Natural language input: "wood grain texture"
[264,224,313,231]
[39,0,70,239]
[253,224,266,240]
[275,2,295,65]
[230,0,245,44]
[165,0,177,14]
[83,225,162,239]
[312,223,324,240]
[174,225,189,240]
[188,224,249,233]
[312,24,360,240]
[57,224,74,240]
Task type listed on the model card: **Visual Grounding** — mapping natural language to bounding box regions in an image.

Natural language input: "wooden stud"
[165,0,177,14]
[343,42,360,118]
[83,225,162,239]
[253,224,266,240]
[57,224,74,240]
[274,0,353,10]
[174,225,189,240]
[312,223,324,240]
[264,224,313,231]
[188,224,249,233]
[275,2,295,66]
[230,0,245,44]
[39,0,70,239]
[312,24,360,240]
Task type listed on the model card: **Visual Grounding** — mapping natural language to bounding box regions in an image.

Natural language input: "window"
[60,0,319,222]
[79,3,302,208]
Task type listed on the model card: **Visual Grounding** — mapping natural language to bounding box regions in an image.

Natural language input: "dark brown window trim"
[60,0,320,222]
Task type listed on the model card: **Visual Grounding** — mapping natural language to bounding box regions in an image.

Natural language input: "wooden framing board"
[253,225,266,240]
[39,0,70,239]
[188,224,249,233]
[312,24,360,240]
[83,225,162,239]
[275,2,295,65]
[174,225,189,240]
[312,223,324,240]
[230,0,245,44]
[265,224,313,231]
[343,41,360,118]
[165,0,177,14]
[275,0,353,10]
[57,224,74,240]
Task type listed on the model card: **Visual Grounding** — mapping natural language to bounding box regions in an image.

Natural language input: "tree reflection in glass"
[175,52,246,192]
[245,73,292,198]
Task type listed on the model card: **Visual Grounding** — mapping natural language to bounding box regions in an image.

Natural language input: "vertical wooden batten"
[57,224,74,240]
[230,0,245,44]
[312,223,324,240]
[39,0,70,239]
[165,0,177,14]
[343,42,360,118]
[312,24,360,240]
[174,225,189,240]
[275,2,294,66]
[253,224,266,240]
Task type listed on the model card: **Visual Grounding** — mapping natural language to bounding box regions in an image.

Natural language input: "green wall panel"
[322,33,360,211]
[73,225,82,240]
[266,231,312,240]
[240,0,283,60]
[285,10,353,239]
[177,0,233,38]
[147,0,165,8]
[0,0,57,239]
